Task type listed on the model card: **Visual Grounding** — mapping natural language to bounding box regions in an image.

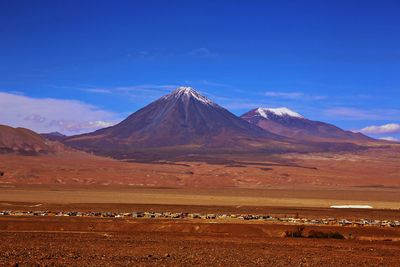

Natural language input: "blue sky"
[0,0,399,139]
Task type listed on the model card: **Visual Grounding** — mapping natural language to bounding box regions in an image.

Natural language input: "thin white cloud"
[360,123,400,134]
[219,101,267,110]
[265,91,304,99]
[85,88,113,94]
[379,137,399,142]
[325,107,400,120]
[188,80,232,88]
[265,91,326,100]
[84,84,177,99]
[48,120,116,133]
[0,92,120,135]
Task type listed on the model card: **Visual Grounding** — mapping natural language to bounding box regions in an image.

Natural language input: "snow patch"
[167,86,217,107]
[256,107,303,119]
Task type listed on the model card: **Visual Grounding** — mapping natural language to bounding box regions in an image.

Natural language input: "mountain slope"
[41,132,67,142]
[0,125,51,154]
[65,87,285,152]
[241,108,373,143]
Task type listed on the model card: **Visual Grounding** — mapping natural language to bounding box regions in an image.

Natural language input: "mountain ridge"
[241,107,373,143]
[0,124,51,154]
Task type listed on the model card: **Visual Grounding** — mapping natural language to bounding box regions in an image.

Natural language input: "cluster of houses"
[1,209,399,228]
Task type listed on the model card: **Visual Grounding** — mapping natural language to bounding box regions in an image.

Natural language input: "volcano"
[65,87,285,154]
[241,107,373,143]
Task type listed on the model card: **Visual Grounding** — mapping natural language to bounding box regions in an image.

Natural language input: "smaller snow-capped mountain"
[241,107,373,143]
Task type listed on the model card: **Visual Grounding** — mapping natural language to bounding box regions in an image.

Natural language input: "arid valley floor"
[1,146,400,266]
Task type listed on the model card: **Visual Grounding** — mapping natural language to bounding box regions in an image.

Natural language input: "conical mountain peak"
[65,87,279,150]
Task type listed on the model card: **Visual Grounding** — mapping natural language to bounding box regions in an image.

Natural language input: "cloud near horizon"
[0,92,121,135]
[359,123,400,135]
[84,84,177,100]
[325,107,400,121]
[379,136,399,142]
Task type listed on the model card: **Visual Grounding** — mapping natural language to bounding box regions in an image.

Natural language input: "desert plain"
[0,145,400,266]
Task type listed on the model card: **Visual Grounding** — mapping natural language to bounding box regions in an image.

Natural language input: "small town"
[1,209,399,228]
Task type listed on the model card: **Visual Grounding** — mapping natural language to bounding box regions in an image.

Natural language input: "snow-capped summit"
[255,107,303,119]
[165,86,216,106]
[241,107,372,143]
[173,86,196,94]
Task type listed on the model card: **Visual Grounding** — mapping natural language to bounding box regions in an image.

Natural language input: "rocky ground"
[1,217,399,266]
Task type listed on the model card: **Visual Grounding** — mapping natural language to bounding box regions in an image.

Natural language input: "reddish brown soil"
[0,145,399,266]
[1,185,400,209]
[0,145,399,188]
[0,216,399,266]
